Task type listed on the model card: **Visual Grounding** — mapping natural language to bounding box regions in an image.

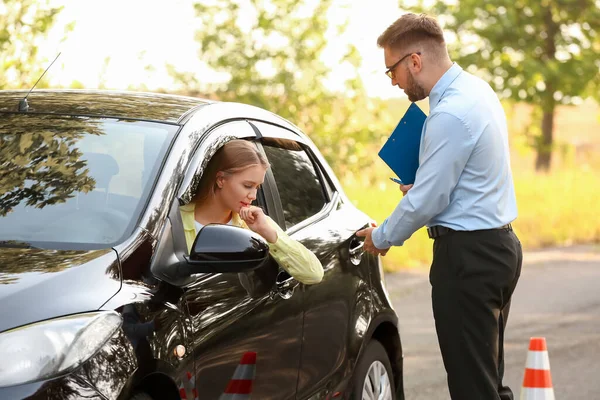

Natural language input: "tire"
[128,393,153,400]
[352,340,396,400]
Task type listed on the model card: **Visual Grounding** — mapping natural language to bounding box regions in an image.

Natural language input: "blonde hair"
[194,139,269,203]
[377,13,446,57]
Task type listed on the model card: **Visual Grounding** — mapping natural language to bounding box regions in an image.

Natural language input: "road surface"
[386,245,600,399]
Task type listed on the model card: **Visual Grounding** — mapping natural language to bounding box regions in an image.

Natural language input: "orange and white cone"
[520,337,555,400]
[219,351,257,400]
[187,371,199,400]
[179,381,187,400]
[179,371,199,400]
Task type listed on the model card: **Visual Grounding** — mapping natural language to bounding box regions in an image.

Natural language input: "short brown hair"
[194,139,269,202]
[377,13,445,51]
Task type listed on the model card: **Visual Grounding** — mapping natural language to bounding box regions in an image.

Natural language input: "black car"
[0,90,404,400]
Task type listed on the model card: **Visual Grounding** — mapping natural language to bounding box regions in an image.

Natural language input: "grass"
[512,167,600,249]
[340,99,600,271]
[342,155,600,272]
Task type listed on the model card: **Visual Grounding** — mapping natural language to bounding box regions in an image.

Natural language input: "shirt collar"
[180,202,196,231]
[231,212,243,227]
[180,202,195,212]
[429,63,462,110]
[180,201,242,229]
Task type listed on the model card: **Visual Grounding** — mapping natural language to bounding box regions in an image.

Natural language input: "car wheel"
[128,393,153,400]
[352,340,395,400]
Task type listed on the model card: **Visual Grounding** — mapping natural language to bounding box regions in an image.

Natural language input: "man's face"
[384,46,427,102]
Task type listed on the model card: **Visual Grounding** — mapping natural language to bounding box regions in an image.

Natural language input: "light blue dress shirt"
[372,63,518,248]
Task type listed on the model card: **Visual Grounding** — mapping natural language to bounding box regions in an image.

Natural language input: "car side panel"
[106,229,195,400]
[294,200,374,399]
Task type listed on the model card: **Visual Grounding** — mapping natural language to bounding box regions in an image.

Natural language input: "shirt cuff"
[372,226,392,249]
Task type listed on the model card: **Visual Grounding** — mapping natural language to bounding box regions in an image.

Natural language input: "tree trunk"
[535,6,558,172]
[535,107,555,172]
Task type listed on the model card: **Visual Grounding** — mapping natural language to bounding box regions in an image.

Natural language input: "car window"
[0,114,177,249]
[177,136,269,255]
[261,139,327,229]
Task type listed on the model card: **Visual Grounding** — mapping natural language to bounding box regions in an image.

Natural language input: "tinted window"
[262,140,326,229]
[0,114,176,249]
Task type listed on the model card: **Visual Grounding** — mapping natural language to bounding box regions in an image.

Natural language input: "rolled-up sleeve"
[372,112,476,248]
[264,217,324,285]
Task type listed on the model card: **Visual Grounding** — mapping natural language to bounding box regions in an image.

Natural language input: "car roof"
[0,88,313,146]
[0,89,211,124]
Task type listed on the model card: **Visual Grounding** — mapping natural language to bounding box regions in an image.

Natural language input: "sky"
[41,0,410,99]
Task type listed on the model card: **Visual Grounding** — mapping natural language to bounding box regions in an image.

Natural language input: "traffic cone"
[520,337,555,400]
[187,371,199,400]
[219,351,257,400]
[179,380,187,399]
[179,371,198,400]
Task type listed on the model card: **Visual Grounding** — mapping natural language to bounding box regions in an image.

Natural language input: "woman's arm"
[263,217,324,285]
[239,206,323,285]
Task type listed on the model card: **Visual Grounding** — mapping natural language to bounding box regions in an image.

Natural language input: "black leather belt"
[427,223,512,239]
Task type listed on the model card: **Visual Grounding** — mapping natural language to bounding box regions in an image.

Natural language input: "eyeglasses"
[385,52,421,79]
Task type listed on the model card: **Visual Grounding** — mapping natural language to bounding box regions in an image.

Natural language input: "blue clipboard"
[378,103,427,185]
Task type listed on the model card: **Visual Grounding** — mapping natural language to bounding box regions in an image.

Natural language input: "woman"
[179,139,323,285]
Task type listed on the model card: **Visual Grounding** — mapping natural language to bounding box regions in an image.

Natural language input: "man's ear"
[411,53,423,73]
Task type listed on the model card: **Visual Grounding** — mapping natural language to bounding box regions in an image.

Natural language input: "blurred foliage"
[412,0,600,171]
[346,99,600,270]
[169,0,394,178]
[0,248,110,282]
[0,0,65,89]
[0,0,596,269]
[347,162,600,271]
[0,114,102,217]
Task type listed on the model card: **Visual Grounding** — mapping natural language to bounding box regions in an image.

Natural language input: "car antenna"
[18,52,62,112]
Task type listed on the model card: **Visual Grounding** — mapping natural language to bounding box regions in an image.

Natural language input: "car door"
[172,121,305,400]
[252,121,374,399]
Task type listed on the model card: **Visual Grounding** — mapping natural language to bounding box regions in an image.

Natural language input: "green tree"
[169,0,392,177]
[0,249,110,283]
[414,0,600,171]
[0,114,102,217]
[0,0,64,89]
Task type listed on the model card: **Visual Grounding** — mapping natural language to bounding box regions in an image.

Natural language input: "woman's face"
[217,164,267,213]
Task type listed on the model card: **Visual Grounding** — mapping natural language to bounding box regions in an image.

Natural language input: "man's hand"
[355,227,389,256]
[400,184,413,196]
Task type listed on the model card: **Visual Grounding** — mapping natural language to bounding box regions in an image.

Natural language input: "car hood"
[0,247,122,333]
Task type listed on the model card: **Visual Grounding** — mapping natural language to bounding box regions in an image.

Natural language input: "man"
[356,13,523,400]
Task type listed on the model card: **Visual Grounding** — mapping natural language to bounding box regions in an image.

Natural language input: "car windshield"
[0,113,178,249]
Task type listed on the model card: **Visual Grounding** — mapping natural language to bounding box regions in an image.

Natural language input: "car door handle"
[164,301,186,315]
[349,237,364,266]
[269,272,299,300]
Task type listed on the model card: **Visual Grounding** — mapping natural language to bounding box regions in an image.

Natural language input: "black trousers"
[429,228,522,400]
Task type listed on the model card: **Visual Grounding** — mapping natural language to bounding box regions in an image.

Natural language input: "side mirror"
[183,224,270,274]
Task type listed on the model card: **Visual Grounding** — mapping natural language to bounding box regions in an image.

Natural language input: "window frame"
[152,119,284,284]
[249,120,338,235]
[177,119,278,244]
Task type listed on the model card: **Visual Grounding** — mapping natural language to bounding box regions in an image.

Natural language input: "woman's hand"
[239,206,277,243]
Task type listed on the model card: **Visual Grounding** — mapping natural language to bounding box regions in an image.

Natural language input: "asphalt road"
[386,245,600,400]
